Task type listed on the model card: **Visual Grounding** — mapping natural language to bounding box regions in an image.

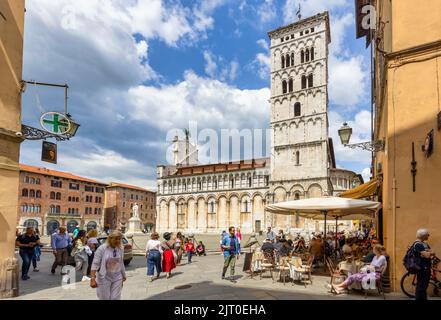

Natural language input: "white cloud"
[329,55,368,107]
[257,39,269,51]
[126,71,270,131]
[361,167,371,182]
[203,51,218,78]
[329,110,372,166]
[284,0,349,24]
[203,50,240,82]
[257,0,277,24]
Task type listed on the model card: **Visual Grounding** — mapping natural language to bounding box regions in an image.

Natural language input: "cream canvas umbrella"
[265,197,381,269]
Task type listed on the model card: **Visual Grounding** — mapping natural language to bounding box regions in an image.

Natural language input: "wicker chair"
[290,254,314,287]
[326,257,347,294]
[277,257,291,285]
[260,250,276,281]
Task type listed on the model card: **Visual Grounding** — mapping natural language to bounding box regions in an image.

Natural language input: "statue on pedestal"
[132,203,139,218]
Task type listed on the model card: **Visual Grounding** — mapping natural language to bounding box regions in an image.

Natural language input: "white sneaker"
[81,276,91,282]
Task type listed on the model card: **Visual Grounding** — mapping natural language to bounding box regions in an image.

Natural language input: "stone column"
[225,200,230,228]
[0,0,25,299]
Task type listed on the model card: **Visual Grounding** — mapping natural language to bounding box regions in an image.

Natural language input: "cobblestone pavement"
[8,252,421,300]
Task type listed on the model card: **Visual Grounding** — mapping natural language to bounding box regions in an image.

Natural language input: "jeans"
[187,251,193,263]
[222,254,236,277]
[19,250,34,278]
[415,267,431,300]
[32,246,41,269]
[52,248,68,272]
[147,251,162,276]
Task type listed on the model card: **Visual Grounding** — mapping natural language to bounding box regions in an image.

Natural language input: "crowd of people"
[145,231,207,282]
[15,225,436,301]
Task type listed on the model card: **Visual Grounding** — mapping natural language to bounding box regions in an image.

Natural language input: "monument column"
[0,0,25,298]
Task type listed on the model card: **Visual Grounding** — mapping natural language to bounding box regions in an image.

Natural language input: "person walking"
[15,227,40,280]
[51,226,71,275]
[236,227,242,255]
[71,230,90,281]
[185,238,196,264]
[412,228,435,300]
[146,232,162,282]
[175,232,184,265]
[161,232,176,279]
[32,228,41,272]
[221,226,240,282]
[90,231,126,300]
[86,229,99,276]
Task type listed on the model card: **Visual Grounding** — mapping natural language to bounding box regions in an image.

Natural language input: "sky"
[20,0,373,190]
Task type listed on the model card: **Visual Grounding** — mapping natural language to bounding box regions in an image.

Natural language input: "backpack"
[403,241,422,274]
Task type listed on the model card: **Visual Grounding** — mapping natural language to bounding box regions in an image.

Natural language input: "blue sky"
[20,0,373,189]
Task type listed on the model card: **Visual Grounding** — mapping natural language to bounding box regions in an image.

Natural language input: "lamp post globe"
[338,122,352,145]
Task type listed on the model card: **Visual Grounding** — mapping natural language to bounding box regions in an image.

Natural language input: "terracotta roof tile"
[107,182,155,193]
[19,164,107,185]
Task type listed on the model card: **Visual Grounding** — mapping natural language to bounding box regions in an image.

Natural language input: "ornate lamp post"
[338,122,385,152]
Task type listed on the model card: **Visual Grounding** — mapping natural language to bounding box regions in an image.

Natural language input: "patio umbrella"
[265,197,381,270]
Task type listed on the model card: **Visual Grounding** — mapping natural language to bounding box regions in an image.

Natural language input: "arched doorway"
[67,220,79,233]
[24,219,38,230]
[46,220,60,235]
[86,221,97,232]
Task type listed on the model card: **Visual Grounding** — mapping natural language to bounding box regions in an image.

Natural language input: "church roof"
[107,182,155,193]
[169,158,270,177]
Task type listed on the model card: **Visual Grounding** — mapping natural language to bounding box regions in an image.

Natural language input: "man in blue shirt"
[221,226,240,282]
[51,227,72,274]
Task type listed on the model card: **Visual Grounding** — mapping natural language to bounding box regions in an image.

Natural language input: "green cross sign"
[40,112,70,134]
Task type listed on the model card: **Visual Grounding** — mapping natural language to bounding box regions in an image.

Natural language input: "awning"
[339,177,381,199]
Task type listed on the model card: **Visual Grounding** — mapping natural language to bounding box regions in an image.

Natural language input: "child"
[185,239,196,263]
[196,241,206,256]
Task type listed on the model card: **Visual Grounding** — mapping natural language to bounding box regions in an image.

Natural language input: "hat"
[163,232,171,240]
[87,238,98,245]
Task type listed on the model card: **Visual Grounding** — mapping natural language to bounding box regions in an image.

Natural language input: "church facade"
[156,12,361,234]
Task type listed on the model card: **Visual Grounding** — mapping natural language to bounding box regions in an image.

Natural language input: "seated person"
[273,238,284,252]
[279,240,293,257]
[196,241,206,256]
[261,239,274,252]
[333,244,387,294]
[342,239,353,257]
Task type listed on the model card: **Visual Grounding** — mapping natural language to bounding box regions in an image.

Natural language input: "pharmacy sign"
[40,112,71,135]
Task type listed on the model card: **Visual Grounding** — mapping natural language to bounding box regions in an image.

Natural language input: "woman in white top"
[333,244,387,294]
[90,231,126,300]
[146,232,163,282]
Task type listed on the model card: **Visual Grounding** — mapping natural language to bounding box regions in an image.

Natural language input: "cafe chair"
[260,250,276,281]
[363,261,387,299]
[326,257,347,294]
[290,254,314,287]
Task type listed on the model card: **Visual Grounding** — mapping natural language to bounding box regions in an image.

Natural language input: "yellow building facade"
[0,0,25,298]
[372,0,441,290]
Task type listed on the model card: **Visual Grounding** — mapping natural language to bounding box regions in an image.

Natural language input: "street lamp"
[338,122,352,145]
[64,114,80,138]
[338,122,385,152]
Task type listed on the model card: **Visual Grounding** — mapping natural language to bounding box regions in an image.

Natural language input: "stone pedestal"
[125,217,144,236]
[0,258,19,298]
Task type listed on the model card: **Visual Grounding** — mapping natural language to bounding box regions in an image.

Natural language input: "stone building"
[156,12,360,235]
[17,164,107,235]
[104,183,156,233]
[0,0,25,298]
[355,0,441,290]
[157,159,271,234]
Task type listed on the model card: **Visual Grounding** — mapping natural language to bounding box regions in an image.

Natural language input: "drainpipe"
[391,177,397,291]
